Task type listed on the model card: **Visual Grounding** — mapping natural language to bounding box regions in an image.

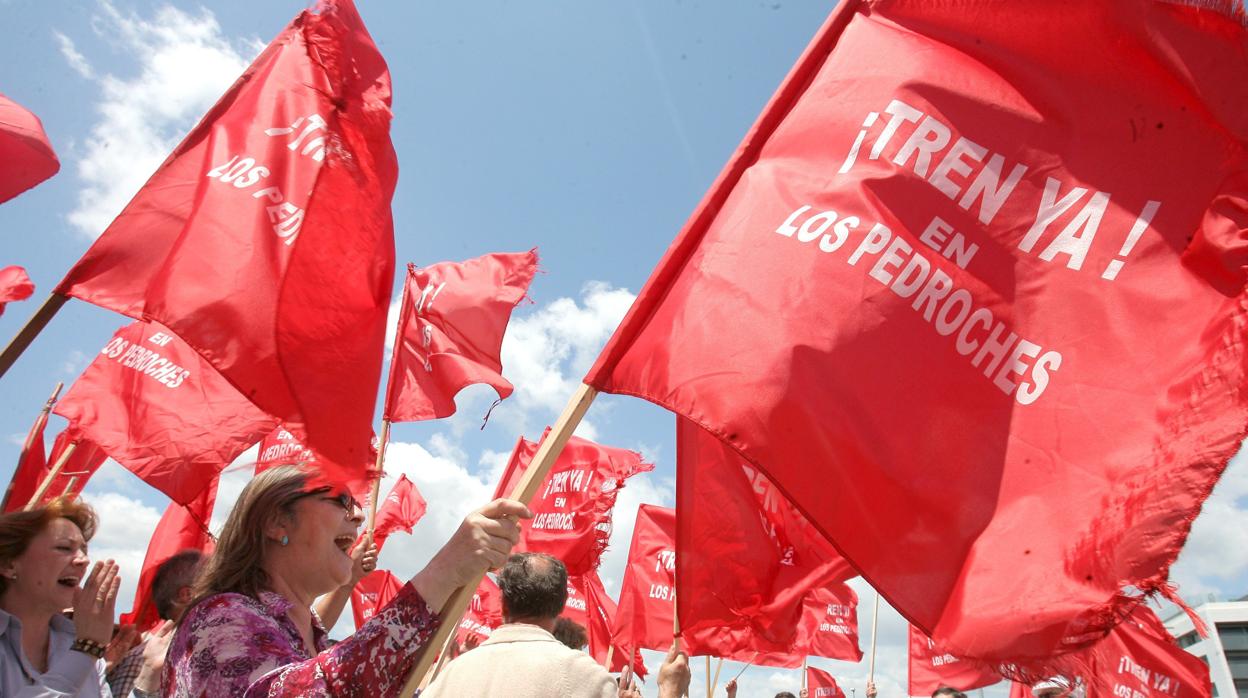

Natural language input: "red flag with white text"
[253,424,374,504]
[797,583,863,663]
[456,575,504,646]
[369,475,427,550]
[54,322,276,505]
[54,0,396,484]
[908,625,1001,696]
[384,251,537,421]
[349,569,403,630]
[677,417,856,653]
[120,478,217,632]
[0,93,59,203]
[1081,605,1211,698]
[808,667,845,698]
[585,0,1248,664]
[0,266,34,316]
[611,504,676,653]
[494,431,653,575]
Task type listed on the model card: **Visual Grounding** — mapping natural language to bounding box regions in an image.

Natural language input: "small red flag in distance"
[56,0,397,477]
[584,0,1248,665]
[54,322,276,505]
[385,250,538,421]
[0,93,59,203]
[0,266,35,316]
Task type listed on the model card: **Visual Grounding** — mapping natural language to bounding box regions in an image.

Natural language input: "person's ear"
[0,559,17,580]
[263,510,295,547]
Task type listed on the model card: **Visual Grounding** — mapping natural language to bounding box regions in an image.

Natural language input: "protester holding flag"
[160,466,531,697]
[0,496,119,697]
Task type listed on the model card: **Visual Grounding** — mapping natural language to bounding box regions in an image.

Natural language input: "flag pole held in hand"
[398,382,599,697]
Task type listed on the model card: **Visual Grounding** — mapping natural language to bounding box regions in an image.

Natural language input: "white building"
[1164,596,1248,698]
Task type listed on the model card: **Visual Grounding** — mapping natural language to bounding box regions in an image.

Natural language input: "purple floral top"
[163,581,438,697]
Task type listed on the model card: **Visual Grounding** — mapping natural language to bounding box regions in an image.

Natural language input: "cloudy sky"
[1,2,1245,696]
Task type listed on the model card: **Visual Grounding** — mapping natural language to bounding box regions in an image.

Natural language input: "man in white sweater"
[423,552,689,698]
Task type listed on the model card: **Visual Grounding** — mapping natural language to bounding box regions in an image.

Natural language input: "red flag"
[908,626,1001,696]
[120,478,217,632]
[0,266,34,316]
[384,251,538,421]
[349,569,404,630]
[1081,605,1211,698]
[3,395,51,513]
[611,504,676,653]
[0,92,59,203]
[797,584,863,663]
[255,426,316,471]
[572,572,647,678]
[1007,683,1032,698]
[585,0,1248,663]
[32,432,107,506]
[54,322,276,505]
[677,417,855,653]
[494,431,653,575]
[54,0,396,480]
[456,575,504,646]
[370,475,426,550]
[808,667,845,698]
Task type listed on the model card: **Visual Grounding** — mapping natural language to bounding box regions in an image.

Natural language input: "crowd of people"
[0,465,694,697]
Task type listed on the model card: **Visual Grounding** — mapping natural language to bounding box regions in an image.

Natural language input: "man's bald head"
[498,552,568,623]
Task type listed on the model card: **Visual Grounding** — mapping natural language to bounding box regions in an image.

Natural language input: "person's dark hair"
[498,552,567,621]
[775,693,798,698]
[152,550,204,620]
[934,687,968,698]
[552,616,588,650]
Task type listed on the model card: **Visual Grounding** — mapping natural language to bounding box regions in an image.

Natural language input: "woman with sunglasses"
[151,465,530,697]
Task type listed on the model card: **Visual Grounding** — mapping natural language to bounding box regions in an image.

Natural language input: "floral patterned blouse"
[163,581,438,697]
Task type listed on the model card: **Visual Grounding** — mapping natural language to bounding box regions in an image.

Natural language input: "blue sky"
[1,2,1245,696]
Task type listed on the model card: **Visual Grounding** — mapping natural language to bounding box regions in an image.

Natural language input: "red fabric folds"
[1081,605,1211,698]
[55,0,396,483]
[611,504,676,653]
[808,667,844,698]
[909,626,1001,696]
[255,426,316,471]
[570,572,647,678]
[797,584,864,663]
[0,266,34,316]
[0,92,59,203]
[494,431,653,576]
[29,432,107,506]
[369,475,426,549]
[584,0,1248,664]
[54,322,276,505]
[349,569,403,630]
[120,478,218,632]
[4,397,51,513]
[456,575,504,645]
[384,250,538,421]
[676,417,856,653]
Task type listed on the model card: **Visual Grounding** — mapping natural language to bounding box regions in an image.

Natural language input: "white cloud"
[60,349,87,375]
[53,30,93,78]
[80,490,162,614]
[65,2,261,237]
[1171,452,1248,598]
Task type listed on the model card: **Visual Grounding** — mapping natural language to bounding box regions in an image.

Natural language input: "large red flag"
[611,504,676,653]
[585,0,1248,664]
[349,571,401,631]
[3,395,51,513]
[494,431,653,575]
[456,575,504,646]
[909,626,1001,697]
[0,93,59,203]
[369,475,427,550]
[349,569,404,630]
[808,667,845,698]
[54,0,396,480]
[0,266,34,316]
[120,478,218,632]
[1081,605,1211,698]
[677,417,855,652]
[384,251,538,421]
[54,322,276,505]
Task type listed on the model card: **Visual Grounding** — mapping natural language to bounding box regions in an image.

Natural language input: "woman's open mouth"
[333,535,354,555]
[57,576,80,588]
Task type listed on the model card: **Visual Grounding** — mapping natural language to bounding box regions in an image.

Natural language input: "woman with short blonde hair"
[0,495,120,697]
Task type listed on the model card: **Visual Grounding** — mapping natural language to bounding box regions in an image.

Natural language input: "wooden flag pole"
[710,657,724,696]
[802,657,808,692]
[732,656,755,682]
[429,628,458,681]
[706,656,712,698]
[0,381,63,511]
[25,442,77,510]
[868,592,880,683]
[366,418,392,541]
[604,645,615,670]
[62,476,79,497]
[398,382,599,698]
[0,294,68,380]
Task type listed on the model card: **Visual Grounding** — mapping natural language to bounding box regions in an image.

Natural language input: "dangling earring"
[280,535,289,546]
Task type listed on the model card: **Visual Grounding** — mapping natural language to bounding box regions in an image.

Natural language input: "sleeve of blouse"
[246,581,439,698]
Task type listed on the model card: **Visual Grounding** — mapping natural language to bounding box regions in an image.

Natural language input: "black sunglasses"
[294,488,361,514]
